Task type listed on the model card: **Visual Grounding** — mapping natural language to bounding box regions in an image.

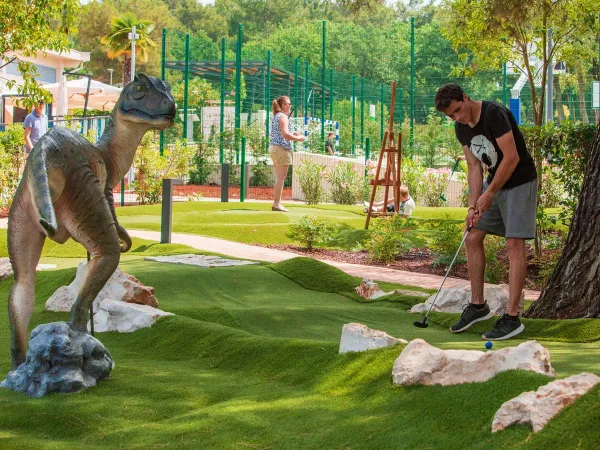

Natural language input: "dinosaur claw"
[39,218,57,237]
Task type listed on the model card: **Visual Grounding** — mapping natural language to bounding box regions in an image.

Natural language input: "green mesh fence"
[143,18,599,207]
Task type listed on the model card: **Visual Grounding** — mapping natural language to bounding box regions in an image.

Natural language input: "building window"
[6,61,57,84]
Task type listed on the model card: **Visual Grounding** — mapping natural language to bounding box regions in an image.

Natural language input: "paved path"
[0,219,539,300]
[127,230,540,300]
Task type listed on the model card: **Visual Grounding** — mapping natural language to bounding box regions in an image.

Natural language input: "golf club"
[413,226,472,329]
[439,158,461,202]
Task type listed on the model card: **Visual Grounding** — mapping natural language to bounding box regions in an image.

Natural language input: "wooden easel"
[365,81,402,230]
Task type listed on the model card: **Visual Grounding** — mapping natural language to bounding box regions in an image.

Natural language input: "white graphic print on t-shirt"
[470,135,498,170]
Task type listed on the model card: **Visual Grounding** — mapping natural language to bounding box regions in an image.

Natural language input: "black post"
[87,251,94,336]
[160,178,182,244]
[221,164,229,202]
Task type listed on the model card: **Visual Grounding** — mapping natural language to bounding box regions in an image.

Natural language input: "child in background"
[364,185,415,218]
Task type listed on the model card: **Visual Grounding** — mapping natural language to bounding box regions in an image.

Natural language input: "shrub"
[420,168,451,207]
[296,159,326,204]
[365,216,412,264]
[326,161,363,205]
[189,141,217,185]
[289,216,334,250]
[401,157,426,202]
[429,218,466,269]
[0,125,25,210]
[132,134,194,205]
[249,159,272,187]
[484,235,507,284]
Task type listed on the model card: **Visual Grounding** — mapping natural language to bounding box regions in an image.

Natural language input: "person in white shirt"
[364,186,415,218]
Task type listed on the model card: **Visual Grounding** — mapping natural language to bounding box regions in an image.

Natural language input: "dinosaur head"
[117,73,176,130]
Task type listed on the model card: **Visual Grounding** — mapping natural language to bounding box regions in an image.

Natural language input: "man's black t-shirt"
[455,101,537,190]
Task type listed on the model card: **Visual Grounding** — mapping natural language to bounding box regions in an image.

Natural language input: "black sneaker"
[483,314,525,341]
[450,302,493,333]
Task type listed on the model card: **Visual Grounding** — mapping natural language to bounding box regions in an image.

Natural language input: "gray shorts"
[476,179,537,239]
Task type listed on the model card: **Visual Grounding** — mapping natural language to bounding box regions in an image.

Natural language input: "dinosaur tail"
[28,148,58,237]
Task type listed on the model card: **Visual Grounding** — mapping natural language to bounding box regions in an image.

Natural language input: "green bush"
[289,215,334,250]
[249,159,272,187]
[189,141,217,185]
[296,159,326,204]
[326,161,363,205]
[484,235,507,284]
[401,157,426,202]
[420,168,451,207]
[0,124,25,210]
[429,218,466,269]
[365,216,412,264]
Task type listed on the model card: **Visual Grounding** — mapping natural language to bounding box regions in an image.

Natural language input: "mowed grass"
[113,201,464,247]
[0,255,598,449]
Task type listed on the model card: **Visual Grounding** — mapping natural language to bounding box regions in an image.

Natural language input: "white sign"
[593,81,600,109]
[369,104,376,118]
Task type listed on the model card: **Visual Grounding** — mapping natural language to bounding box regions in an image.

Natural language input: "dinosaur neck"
[96,113,150,187]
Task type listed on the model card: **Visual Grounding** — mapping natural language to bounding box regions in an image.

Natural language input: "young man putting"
[435,84,537,341]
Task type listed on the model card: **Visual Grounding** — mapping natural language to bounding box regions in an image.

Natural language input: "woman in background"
[269,96,305,212]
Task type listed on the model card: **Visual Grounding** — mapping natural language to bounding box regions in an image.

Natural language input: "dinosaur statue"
[7,73,175,370]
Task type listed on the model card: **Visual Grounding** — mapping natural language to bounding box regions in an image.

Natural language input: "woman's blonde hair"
[272,96,290,116]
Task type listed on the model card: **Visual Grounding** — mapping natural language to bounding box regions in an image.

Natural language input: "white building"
[1,49,90,124]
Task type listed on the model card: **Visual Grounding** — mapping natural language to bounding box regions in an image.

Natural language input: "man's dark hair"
[435,84,466,111]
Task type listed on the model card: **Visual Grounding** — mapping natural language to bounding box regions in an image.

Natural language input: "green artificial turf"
[0,249,598,448]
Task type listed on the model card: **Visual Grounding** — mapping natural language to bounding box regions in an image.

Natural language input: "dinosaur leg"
[66,200,121,332]
[7,199,46,370]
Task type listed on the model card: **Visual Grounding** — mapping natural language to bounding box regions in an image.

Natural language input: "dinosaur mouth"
[123,107,175,120]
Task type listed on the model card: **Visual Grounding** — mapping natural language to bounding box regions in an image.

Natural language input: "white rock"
[91,299,174,333]
[355,279,429,301]
[408,284,524,316]
[339,323,407,354]
[145,254,258,268]
[0,258,57,281]
[392,339,555,386]
[46,262,158,312]
[492,373,600,433]
[355,280,388,300]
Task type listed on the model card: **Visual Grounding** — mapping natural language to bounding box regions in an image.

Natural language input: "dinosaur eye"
[132,84,146,99]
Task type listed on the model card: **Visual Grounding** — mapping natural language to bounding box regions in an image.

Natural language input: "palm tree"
[101,13,156,85]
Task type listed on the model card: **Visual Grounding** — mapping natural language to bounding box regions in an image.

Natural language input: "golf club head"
[413,318,429,328]
[439,194,447,202]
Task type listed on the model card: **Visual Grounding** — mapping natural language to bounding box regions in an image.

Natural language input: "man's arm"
[474,130,519,215]
[463,144,483,228]
[24,127,33,151]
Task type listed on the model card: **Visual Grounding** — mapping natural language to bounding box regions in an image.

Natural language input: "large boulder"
[1,322,113,397]
[392,339,555,386]
[91,299,174,333]
[339,323,407,354]
[408,284,524,316]
[492,373,600,433]
[46,262,158,312]
[355,279,429,301]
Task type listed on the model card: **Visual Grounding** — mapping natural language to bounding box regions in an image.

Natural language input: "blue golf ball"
[485,341,493,349]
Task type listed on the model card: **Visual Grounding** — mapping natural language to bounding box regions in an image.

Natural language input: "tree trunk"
[577,71,589,124]
[555,76,565,123]
[123,56,132,85]
[525,121,600,319]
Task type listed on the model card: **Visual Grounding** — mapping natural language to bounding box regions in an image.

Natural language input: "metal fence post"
[221,164,229,202]
[183,34,190,142]
[380,83,384,142]
[360,77,365,151]
[352,75,356,155]
[240,137,246,202]
[410,17,415,152]
[321,20,326,143]
[220,37,226,164]
[235,24,242,164]
[266,51,271,151]
[160,28,166,157]
[329,68,334,122]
